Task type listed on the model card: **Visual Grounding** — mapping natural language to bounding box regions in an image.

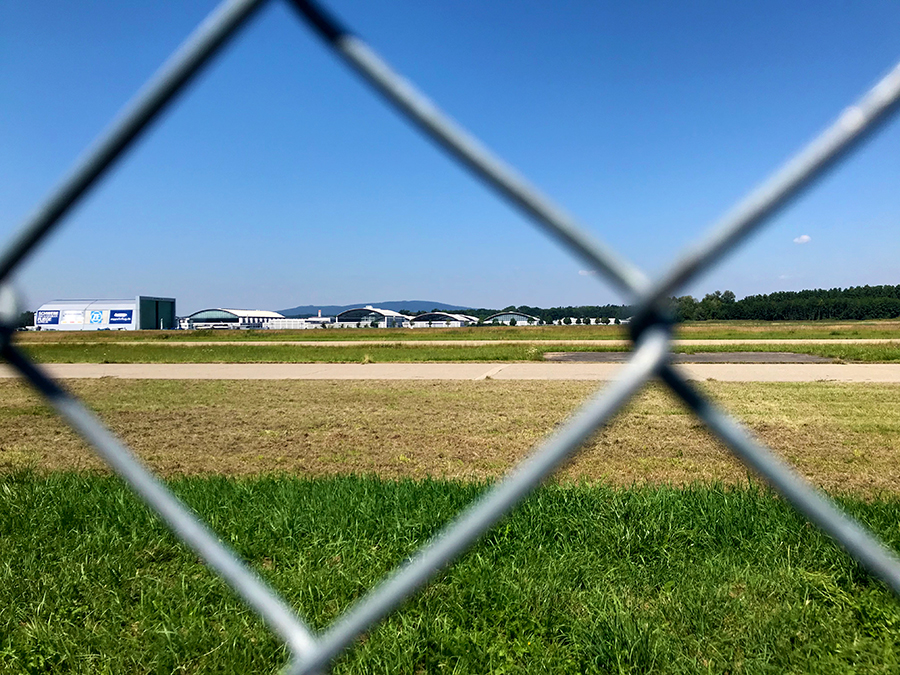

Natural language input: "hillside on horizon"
[279,301,472,318]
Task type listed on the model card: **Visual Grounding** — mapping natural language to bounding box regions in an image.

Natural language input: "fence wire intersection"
[3,1,900,672]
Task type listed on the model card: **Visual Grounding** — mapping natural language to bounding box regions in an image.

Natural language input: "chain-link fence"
[2,1,900,672]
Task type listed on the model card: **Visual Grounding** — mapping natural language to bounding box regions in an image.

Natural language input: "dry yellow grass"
[1,379,898,495]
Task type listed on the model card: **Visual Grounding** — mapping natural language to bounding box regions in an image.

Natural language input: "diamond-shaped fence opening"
[2,1,900,673]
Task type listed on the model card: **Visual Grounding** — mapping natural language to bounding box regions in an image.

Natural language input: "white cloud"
[793,234,811,244]
[578,269,598,276]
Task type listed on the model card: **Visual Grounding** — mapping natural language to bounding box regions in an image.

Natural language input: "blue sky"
[2,1,899,314]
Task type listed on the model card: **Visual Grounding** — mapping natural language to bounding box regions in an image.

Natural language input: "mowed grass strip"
[16,340,900,362]
[2,380,899,495]
[549,342,900,362]
[19,342,546,363]
[1,473,899,674]
[13,319,900,344]
[675,319,900,340]
[16,325,631,343]
[671,342,900,362]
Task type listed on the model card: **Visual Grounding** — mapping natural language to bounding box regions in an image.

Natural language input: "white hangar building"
[263,316,334,330]
[333,306,409,328]
[409,312,480,328]
[34,296,176,331]
[484,311,539,325]
[181,308,285,330]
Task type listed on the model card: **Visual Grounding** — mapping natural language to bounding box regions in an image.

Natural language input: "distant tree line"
[457,285,900,324]
[672,285,900,321]
[16,311,34,328]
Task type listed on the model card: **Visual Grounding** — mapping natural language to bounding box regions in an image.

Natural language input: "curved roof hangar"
[410,312,479,324]
[485,311,539,324]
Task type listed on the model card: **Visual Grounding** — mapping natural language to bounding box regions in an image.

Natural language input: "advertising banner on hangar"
[35,310,60,325]
[108,309,133,325]
[61,310,85,325]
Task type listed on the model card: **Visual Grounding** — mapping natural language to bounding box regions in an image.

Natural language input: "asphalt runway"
[3,362,900,382]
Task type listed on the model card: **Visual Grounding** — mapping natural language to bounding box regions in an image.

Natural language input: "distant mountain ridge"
[279,301,472,318]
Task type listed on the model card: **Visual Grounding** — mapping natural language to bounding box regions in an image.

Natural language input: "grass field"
[675,319,900,340]
[2,380,899,495]
[18,342,547,364]
[13,319,900,343]
[2,473,900,674]
[673,342,900,362]
[3,377,900,672]
[13,340,900,363]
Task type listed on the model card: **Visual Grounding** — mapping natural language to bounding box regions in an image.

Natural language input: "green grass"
[672,342,900,362]
[555,342,900,362]
[14,319,900,344]
[18,341,900,363]
[676,320,900,340]
[20,342,547,363]
[18,326,632,343]
[2,473,900,673]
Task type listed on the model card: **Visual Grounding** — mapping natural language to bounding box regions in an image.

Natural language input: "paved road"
[3,362,900,382]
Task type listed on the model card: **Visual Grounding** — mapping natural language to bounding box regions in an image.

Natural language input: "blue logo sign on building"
[109,310,133,325]
[36,310,60,325]
[90,310,103,324]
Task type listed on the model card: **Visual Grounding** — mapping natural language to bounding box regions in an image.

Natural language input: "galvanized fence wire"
[2,0,900,671]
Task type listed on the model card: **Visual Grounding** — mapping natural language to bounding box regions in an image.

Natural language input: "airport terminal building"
[34,296,176,331]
